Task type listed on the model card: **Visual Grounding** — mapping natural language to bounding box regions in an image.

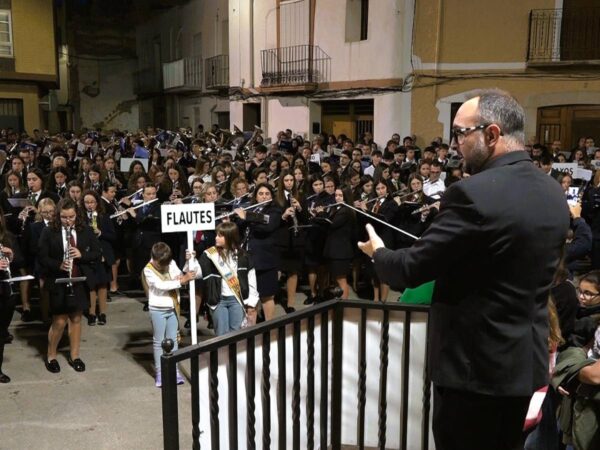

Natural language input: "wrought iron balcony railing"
[162,56,203,91]
[133,67,162,96]
[205,54,229,90]
[528,8,600,64]
[260,44,330,91]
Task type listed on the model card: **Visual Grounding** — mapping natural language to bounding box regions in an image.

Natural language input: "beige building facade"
[0,0,58,133]
[411,0,600,149]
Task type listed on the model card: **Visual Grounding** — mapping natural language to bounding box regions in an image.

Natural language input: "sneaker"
[155,371,162,388]
[88,315,97,326]
[176,370,185,385]
[97,314,106,325]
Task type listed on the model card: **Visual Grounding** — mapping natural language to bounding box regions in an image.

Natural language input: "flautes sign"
[161,203,216,233]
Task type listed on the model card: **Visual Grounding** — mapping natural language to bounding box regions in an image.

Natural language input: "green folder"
[399,281,435,305]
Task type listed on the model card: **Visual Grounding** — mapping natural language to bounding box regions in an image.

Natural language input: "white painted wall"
[267,97,310,140]
[314,0,406,82]
[374,92,412,145]
[78,58,139,131]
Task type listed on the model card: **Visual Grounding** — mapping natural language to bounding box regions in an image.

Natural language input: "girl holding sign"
[199,222,259,336]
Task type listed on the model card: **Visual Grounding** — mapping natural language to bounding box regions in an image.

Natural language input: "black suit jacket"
[323,206,355,260]
[373,151,570,396]
[38,225,102,288]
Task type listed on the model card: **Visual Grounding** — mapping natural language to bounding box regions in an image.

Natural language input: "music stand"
[1,275,35,283]
[55,277,87,285]
[7,198,30,208]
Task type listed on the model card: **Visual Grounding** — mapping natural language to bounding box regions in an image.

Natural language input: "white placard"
[160,202,215,233]
[310,153,321,164]
[120,157,149,173]
[552,162,577,176]
[574,167,593,181]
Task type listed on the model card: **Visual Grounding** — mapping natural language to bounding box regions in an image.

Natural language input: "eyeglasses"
[576,288,600,299]
[451,124,490,144]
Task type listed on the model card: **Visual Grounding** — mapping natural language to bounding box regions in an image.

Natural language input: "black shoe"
[97,314,106,325]
[88,315,97,326]
[283,304,296,313]
[45,359,61,373]
[0,333,13,344]
[142,302,149,312]
[67,357,86,372]
[21,309,33,322]
[0,371,10,383]
[184,318,191,329]
[303,295,315,305]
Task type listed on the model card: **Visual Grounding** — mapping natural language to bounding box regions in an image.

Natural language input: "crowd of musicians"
[8,125,588,384]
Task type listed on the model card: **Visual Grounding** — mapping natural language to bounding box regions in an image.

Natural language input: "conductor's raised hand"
[358,223,385,258]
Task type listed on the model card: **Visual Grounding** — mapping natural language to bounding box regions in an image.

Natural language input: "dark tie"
[195,231,203,243]
[69,232,80,277]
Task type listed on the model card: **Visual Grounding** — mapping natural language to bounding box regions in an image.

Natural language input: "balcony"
[162,56,202,92]
[133,68,162,96]
[260,44,331,93]
[528,8,600,66]
[205,54,229,90]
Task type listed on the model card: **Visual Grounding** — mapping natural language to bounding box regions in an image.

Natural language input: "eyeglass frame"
[451,123,503,144]
[576,287,600,300]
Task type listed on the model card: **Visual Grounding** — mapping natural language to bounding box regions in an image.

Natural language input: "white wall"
[374,92,412,145]
[267,97,310,141]
[78,58,139,131]
[314,0,406,82]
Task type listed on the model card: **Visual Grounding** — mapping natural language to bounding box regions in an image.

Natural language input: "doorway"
[537,105,600,149]
[242,103,261,131]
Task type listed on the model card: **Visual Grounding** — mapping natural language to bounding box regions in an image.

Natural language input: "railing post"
[161,338,179,450]
[330,302,344,450]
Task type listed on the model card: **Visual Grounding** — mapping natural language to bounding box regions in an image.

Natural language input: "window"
[345,0,369,42]
[0,10,13,58]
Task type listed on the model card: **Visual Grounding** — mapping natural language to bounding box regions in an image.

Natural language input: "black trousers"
[433,385,530,450]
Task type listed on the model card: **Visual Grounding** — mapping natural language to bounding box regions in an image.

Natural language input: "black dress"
[323,205,355,277]
[38,225,102,315]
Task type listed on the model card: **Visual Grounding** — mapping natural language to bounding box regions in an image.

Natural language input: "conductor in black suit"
[359,89,570,450]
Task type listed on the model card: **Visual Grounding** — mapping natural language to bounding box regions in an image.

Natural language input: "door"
[243,103,261,131]
[537,105,600,149]
[0,99,24,132]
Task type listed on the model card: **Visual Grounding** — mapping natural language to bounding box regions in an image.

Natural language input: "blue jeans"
[210,296,245,336]
[149,308,179,371]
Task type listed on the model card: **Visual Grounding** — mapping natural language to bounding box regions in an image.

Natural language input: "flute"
[215,200,272,221]
[110,198,159,218]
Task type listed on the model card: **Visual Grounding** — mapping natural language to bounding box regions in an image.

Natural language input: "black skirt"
[328,258,351,278]
[256,268,279,298]
[49,282,88,315]
[279,247,304,273]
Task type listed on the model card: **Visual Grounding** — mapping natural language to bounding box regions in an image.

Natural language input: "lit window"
[0,10,13,58]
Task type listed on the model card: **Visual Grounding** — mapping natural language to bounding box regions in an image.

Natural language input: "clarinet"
[64,226,75,298]
[0,244,13,296]
[288,191,299,237]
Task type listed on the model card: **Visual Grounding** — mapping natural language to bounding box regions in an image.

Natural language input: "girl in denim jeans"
[199,222,259,336]
[143,242,200,387]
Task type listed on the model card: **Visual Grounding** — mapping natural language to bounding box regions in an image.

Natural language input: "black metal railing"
[528,8,600,64]
[260,44,331,88]
[161,299,431,450]
[205,55,229,90]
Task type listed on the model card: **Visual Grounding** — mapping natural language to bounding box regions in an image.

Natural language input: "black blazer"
[85,213,116,266]
[243,203,282,270]
[38,224,102,289]
[323,205,355,260]
[373,151,570,397]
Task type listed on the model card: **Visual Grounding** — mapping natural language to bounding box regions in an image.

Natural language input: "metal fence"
[205,55,229,90]
[260,44,331,87]
[528,8,600,63]
[161,299,432,450]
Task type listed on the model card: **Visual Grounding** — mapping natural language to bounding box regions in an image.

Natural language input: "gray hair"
[470,89,525,147]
